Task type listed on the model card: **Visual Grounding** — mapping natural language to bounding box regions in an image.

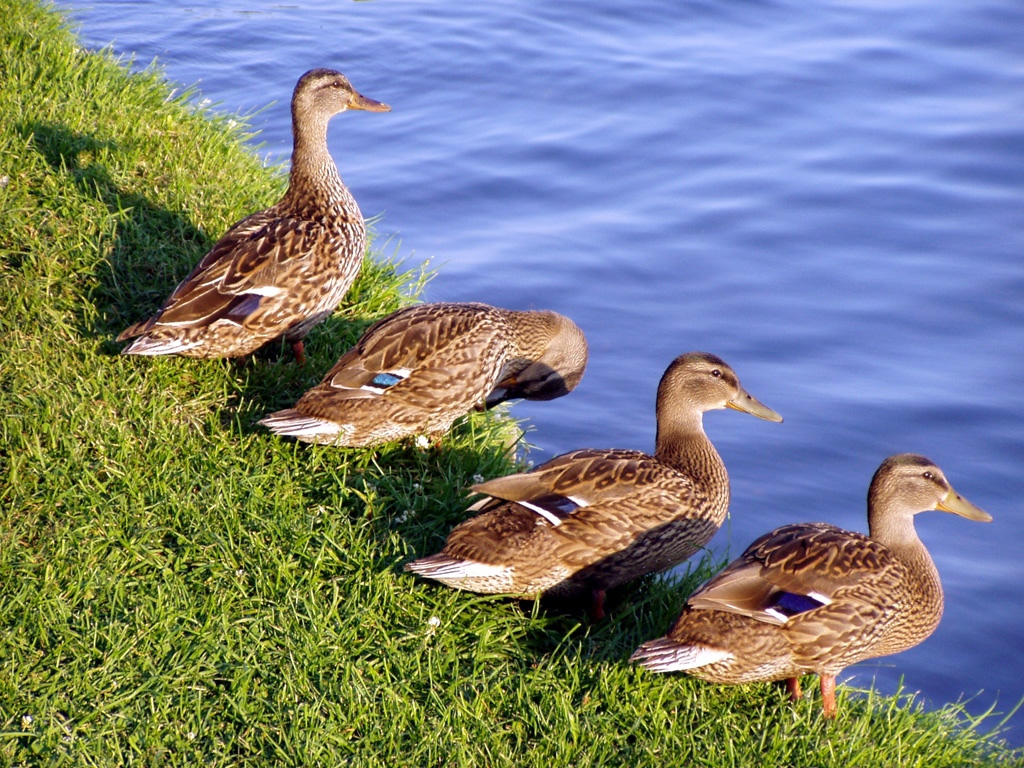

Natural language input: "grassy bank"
[1,1,1020,765]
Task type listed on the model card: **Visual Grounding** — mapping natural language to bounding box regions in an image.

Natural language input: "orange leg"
[589,588,607,621]
[819,674,837,719]
[786,677,803,702]
[290,339,307,366]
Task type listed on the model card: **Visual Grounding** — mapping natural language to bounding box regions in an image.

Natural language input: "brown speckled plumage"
[404,352,782,617]
[631,453,992,717]
[117,68,389,361]
[258,302,588,446]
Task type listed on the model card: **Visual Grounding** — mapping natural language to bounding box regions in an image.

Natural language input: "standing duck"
[631,453,992,718]
[117,68,390,363]
[404,352,782,619]
[259,302,588,446]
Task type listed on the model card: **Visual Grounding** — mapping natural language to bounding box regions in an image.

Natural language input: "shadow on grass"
[26,121,209,349]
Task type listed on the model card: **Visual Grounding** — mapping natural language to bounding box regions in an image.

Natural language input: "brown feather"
[632,453,992,718]
[118,69,389,359]
[405,352,782,606]
[260,302,588,446]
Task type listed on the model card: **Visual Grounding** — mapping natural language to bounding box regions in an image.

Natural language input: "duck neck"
[285,111,347,212]
[655,413,729,507]
[869,507,944,625]
[869,506,932,569]
[505,310,549,358]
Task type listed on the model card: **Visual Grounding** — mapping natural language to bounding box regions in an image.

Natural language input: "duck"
[630,453,992,718]
[259,301,589,446]
[117,68,390,363]
[404,352,782,619]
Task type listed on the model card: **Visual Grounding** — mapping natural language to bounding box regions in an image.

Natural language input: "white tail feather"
[120,336,202,356]
[405,556,506,580]
[259,410,343,439]
[631,640,733,673]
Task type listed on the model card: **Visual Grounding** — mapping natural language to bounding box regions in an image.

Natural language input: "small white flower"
[394,510,410,524]
[427,616,441,628]
[187,731,196,741]
[235,568,245,578]
[0,175,9,188]
[415,435,430,450]
[412,483,422,492]
[472,474,485,484]
[21,714,33,728]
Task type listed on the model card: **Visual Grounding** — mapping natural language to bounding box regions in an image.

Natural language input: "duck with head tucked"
[404,352,782,619]
[259,301,589,446]
[117,68,390,363]
[631,453,992,718]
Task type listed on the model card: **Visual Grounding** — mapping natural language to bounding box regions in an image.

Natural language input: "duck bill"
[726,387,783,423]
[937,488,992,522]
[350,92,391,112]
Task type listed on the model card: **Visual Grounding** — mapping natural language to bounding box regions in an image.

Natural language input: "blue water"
[63,0,1024,744]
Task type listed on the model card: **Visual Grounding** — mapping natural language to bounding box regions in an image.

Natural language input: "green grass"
[1,1,1021,765]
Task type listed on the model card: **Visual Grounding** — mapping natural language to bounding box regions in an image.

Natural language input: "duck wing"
[473,448,670,510]
[120,209,324,337]
[687,522,897,627]
[447,449,696,563]
[316,303,507,405]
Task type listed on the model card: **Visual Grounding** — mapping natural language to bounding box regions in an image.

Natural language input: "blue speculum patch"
[370,372,404,389]
[769,591,824,617]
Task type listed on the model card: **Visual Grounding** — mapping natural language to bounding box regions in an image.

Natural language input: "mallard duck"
[259,301,589,446]
[404,352,782,619]
[117,68,390,363]
[631,453,991,718]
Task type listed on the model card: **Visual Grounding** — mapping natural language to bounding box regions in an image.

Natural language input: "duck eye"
[923,471,933,480]
[711,369,722,378]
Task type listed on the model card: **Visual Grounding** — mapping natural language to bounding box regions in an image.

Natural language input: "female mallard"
[117,68,390,363]
[631,453,991,718]
[404,352,782,619]
[259,302,589,446]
